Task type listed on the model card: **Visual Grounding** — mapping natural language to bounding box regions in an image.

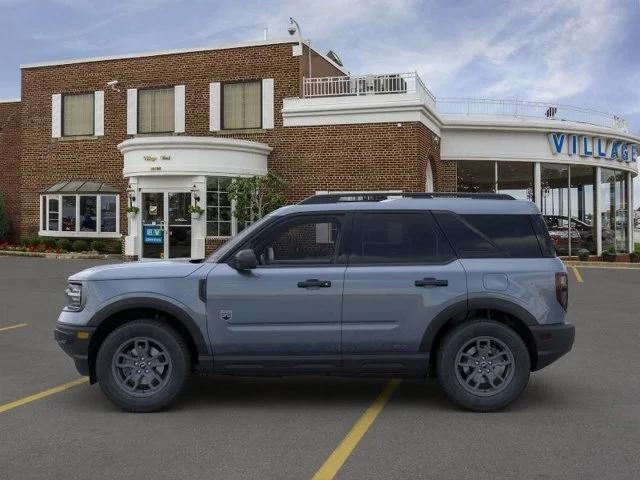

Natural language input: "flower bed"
[0,237,122,255]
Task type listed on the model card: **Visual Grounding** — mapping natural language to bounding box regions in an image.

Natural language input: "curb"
[563,260,640,269]
[0,250,121,260]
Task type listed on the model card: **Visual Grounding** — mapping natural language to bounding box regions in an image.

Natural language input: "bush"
[90,240,106,252]
[22,236,39,247]
[41,237,58,249]
[58,239,73,252]
[630,252,640,263]
[577,249,590,261]
[71,239,89,252]
[108,240,122,255]
[0,195,9,241]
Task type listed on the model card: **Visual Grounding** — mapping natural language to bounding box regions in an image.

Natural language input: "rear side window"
[530,214,556,257]
[435,212,545,258]
[351,212,455,264]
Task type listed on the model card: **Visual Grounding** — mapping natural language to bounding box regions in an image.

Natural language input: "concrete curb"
[0,250,120,260]
[564,260,640,269]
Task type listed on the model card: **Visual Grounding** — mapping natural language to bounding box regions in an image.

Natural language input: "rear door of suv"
[341,211,467,375]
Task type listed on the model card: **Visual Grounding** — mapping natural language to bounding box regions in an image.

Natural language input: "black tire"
[436,319,530,412]
[96,319,191,412]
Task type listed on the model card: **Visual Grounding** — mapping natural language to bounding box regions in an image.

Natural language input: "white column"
[534,162,541,208]
[190,176,206,259]
[124,178,139,258]
[628,171,634,253]
[595,166,602,256]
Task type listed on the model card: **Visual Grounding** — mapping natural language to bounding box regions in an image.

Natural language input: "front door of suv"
[341,211,467,375]
[206,213,349,373]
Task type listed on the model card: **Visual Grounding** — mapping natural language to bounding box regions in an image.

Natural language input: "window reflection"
[601,169,628,253]
[457,161,495,193]
[497,162,534,201]
[569,165,596,254]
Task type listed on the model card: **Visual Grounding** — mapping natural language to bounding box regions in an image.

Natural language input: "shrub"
[108,241,122,255]
[576,249,590,261]
[22,236,39,247]
[41,237,58,249]
[58,238,73,252]
[0,195,9,241]
[71,239,89,252]
[602,246,617,262]
[630,252,640,263]
[90,240,106,252]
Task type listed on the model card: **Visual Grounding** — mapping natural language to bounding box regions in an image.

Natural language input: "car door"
[341,211,467,375]
[206,213,349,374]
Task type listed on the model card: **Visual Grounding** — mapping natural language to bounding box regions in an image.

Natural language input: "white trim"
[127,89,137,135]
[39,230,122,239]
[174,85,186,133]
[262,78,274,129]
[39,193,120,238]
[595,166,602,256]
[51,94,61,138]
[0,98,20,103]
[94,90,104,136]
[118,135,272,154]
[21,39,299,69]
[209,82,221,132]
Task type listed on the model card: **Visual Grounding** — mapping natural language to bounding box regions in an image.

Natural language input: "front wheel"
[96,320,191,412]
[436,320,530,412]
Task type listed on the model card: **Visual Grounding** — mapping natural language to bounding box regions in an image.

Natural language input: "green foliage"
[22,236,40,247]
[90,240,106,252]
[126,206,139,214]
[187,204,205,215]
[71,239,89,252]
[58,239,73,251]
[630,252,640,263]
[226,174,288,226]
[0,195,9,241]
[634,243,640,254]
[41,237,58,249]
[576,249,590,261]
[108,240,122,254]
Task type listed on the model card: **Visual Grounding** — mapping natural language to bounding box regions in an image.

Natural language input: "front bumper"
[54,323,96,376]
[530,322,575,371]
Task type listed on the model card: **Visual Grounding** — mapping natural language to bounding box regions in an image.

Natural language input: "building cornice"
[117,136,272,155]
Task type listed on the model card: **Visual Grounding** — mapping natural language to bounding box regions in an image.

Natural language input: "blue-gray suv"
[55,193,574,412]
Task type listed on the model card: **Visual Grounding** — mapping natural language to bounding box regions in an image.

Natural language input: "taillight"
[556,272,568,310]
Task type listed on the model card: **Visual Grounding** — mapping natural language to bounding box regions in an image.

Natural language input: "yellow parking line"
[311,379,401,480]
[0,323,28,333]
[0,377,89,414]
[571,266,583,284]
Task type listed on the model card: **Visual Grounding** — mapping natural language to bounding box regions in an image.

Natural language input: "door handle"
[414,277,448,287]
[297,279,332,288]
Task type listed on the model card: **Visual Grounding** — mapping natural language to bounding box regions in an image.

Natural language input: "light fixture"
[191,184,200,203]
[126,186,136,203]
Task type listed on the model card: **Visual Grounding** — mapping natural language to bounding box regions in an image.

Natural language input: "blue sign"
[144,226,164,245]
[548,132,638,163]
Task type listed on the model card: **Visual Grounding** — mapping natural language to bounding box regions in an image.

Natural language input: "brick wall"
[0,101,21,240]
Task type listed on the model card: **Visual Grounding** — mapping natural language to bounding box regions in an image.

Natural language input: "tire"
[436,319,530,412]
[96,319,191,412]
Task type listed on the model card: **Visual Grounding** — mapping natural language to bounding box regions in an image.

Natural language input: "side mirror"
[233,249,258,271]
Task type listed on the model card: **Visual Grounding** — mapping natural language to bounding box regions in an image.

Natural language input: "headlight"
[65,283,83,312]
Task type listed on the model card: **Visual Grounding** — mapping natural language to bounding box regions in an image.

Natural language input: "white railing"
[436,98,628,132]
[303,72,437,104]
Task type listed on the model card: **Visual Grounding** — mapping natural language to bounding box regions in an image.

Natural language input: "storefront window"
[601,168,628,253]
[40,193,118,237]
[100,195,117,233]
[497,162,534,201]
[61,196,76,232]
[80,196,97,232]
[541,164,570,255]
[569,165,596,254]
[206,177,233,236]
[457,161,495,193]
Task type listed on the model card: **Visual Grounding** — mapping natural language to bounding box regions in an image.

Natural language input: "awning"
[41,180,120,194]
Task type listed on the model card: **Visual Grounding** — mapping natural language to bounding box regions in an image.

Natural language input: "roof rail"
[298,192,515,204]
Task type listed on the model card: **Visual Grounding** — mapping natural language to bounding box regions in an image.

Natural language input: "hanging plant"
[126,206,139,216]
[187,204,205,218]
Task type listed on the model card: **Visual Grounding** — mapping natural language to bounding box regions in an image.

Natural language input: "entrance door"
[141,192,192,259]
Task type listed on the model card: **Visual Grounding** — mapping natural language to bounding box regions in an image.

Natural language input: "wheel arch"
[87,298,209,383]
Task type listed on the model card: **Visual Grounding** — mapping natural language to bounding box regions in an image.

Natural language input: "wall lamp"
[126,186,136,203]
[191,184,201,203]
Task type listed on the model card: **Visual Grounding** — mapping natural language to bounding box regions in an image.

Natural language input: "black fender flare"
[87,297,210,358]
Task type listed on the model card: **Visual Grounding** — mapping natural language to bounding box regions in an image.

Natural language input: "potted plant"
[576,249,590,261]
[602,245,617,262]
[187,204,204,219]
[126,206,139,219]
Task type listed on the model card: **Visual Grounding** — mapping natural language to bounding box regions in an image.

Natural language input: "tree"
[0,194,9,241]
[226,174,288,226]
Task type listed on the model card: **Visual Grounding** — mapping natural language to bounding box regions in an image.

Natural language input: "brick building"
[0,38,638,258]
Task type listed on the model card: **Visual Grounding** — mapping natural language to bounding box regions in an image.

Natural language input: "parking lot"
[1,256,639,480]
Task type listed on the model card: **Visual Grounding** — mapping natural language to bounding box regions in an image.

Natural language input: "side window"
[253,216,342,266]
[351,212,454,264]
[434,212,502,258]
[462,215,543,258]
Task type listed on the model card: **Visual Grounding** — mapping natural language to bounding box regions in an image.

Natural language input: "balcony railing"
[303,72,436,105]
[436,98,628,132]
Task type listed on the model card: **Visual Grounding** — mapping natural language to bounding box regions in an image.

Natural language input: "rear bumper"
[530,322,575,371]
[54,323,95,377]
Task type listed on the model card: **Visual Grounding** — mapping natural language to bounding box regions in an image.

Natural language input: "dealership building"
[0,38,638,259]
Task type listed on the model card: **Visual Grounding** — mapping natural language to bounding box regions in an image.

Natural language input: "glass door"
[168,192,191,259]
[142,193,165,259]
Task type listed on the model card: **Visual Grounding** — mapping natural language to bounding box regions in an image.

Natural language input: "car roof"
[272,197,541,216]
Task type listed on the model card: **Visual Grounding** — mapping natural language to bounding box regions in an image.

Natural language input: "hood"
[69,259,206,282]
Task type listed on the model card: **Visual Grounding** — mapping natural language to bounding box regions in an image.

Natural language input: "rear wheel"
[436,320,530,412]
[96,320,190,412]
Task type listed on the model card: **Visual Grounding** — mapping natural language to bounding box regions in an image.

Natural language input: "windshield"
[207,214,273,263]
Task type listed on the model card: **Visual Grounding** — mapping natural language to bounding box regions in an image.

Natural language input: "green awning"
[41,180,119,194]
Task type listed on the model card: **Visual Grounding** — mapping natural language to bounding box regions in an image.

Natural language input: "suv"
[55,193,574,412]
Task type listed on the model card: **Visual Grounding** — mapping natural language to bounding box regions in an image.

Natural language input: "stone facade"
[4,40,451,250]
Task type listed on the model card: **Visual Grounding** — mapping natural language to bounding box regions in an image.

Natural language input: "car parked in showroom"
[55,192,574,412]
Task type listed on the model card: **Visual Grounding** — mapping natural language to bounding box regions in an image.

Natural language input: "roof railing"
[298,192,515,204]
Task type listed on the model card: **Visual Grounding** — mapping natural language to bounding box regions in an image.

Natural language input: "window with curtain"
[63,93,94,136]
[223,81,261,129]
[138,88,175,133]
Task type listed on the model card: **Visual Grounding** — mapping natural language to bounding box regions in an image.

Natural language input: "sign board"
[548,132,638,163]
[143,226,164,245]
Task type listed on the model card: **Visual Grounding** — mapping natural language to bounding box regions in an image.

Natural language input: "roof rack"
[298,192,515,205]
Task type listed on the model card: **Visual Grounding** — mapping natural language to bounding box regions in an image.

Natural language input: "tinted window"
[253,216,342,266]
[435,212,544,258]
[351,212,454,264]
[531,214,556,257]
